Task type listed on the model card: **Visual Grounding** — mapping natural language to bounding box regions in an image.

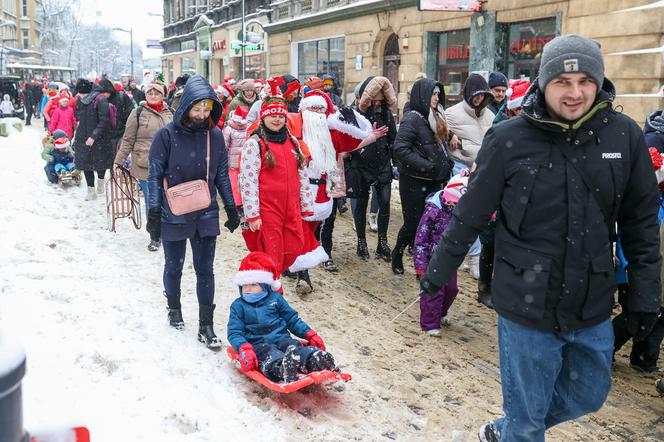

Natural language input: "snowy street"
[1,125,663,441]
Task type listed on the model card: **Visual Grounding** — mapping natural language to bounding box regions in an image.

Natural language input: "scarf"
[263,125,287,143]
[241,290,269,304]
[147,101,164,113]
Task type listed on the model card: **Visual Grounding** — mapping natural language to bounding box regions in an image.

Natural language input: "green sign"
[231,42,263,54]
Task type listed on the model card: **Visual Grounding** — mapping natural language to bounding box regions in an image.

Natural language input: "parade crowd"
[27,33,664,441]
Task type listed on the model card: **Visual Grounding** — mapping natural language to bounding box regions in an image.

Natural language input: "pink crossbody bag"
[163,132,212,216]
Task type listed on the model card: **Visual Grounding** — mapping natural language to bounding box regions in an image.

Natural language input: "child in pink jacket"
[48,95,76,137]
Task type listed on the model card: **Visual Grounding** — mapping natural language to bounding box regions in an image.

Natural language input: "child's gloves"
[305,330,326,351]
[238,343,257,372]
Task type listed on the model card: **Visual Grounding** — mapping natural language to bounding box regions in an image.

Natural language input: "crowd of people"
[29,32,664,441]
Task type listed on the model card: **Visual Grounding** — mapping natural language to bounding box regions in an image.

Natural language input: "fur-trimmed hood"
[358,76,397,112]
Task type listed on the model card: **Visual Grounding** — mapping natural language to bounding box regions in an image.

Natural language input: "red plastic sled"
[227,346,352,393]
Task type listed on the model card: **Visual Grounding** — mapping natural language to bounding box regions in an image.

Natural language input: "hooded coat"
[392,78,452,182]
[444,74,495,166]
[424,78,662,332]
[644,110,664,152]
[147,75,235,241]
[73,85,114,171]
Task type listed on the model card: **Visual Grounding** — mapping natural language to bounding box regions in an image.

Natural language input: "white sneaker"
[368,213,378,232]
[85,187,97,200]
[470,255,480,280]
[96,177,106,194]
[426,329,441,337]
[441,316,451,327]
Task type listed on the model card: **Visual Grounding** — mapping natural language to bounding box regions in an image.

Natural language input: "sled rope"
[390,296,420,322]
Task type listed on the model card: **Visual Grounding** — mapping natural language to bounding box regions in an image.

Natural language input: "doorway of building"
[383,33,400,118]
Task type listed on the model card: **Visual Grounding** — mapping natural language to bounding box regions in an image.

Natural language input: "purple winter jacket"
[414,190,454,274]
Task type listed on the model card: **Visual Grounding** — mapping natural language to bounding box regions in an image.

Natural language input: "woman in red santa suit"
[239,95,314,285]
[287,89,389,293]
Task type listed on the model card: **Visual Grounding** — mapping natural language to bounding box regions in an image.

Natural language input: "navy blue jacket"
[227,290,312,351]
[52,149,73,165]
[644,110,664,152]
[147,75,235,241]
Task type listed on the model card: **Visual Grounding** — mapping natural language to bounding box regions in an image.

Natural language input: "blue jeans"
[494,317,613,441]
[138,179,149,221]
[162,232,217,305]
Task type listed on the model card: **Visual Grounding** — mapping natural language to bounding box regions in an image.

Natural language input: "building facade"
[161,0,270,86]
[265,0,664,123]
[0,0,45,73]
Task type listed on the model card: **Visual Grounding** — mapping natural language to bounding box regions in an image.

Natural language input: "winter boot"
[656,378,664,396]
[478,422,500,442]
[295,270,313,295]
[356,238,370,260]
[282,270,297,279]
[96,176,106,194]
[391,247,405,275]
[85,187,97,201]
[197,304,222,350]
[166,293,184,330]
[323,259,338,272]
[375,236,392,262]
[477,281,494,309]
[367,213,378,232]
[281,345,301,383]
[305,350,336,372]
[470,255,480,279]
[147,239,161,252]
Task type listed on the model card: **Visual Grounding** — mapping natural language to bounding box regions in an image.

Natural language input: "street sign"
[418,0,483,11]
[146,39,162,49]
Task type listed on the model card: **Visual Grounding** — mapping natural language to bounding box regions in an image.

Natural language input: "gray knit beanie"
[538,34,604,90]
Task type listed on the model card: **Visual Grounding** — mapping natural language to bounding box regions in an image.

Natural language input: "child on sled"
[413,169,470,336]
[227,252,336,383]
[42,129,73,183]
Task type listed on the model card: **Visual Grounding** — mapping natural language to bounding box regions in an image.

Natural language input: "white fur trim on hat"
[288,246,329,273]
[507,96,524,110]
[298,95,328,112]
[327,111,372,140]
[233,269,281,290]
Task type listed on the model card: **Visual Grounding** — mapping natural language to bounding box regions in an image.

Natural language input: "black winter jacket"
[109,91,134,140]
[423,79,661,332]
[392,78,452,182]
[73,86,114,171]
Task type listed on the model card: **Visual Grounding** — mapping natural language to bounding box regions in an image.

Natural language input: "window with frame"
[22,0,28,16]
[297,37,345,89]
[22,29,29,49]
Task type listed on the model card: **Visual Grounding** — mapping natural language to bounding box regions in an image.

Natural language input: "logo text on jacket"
[602,152,622,159]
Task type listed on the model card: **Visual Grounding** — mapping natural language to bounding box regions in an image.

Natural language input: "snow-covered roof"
[6,63,75,71]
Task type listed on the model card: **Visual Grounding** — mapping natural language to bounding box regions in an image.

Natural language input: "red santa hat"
[505,79,531,110]
[233,252,281,290]
[54,137,70,150]
[298,89,334,116]
[442,168,470,205]
[260,96,288,120]
[648,147,664,185]
[114,82,124,91]
[231,105,248,123]
[224,76,236,85]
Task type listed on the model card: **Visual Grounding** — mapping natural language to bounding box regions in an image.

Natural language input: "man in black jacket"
[421,35,662,441]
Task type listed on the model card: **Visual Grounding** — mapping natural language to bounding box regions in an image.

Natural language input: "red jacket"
[49,105,77,137]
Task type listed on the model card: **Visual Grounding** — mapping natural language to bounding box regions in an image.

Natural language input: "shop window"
[297,37,345,89]
[505,18,556,81]
[436,29,470,108]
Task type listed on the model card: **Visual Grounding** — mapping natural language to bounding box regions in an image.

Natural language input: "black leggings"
[318,198,338,259]
[83,170,107,188]
[353,181,391,239]
[393,174,442,256]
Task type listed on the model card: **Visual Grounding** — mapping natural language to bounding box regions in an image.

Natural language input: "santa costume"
[238,94,314,279]
[223,105,249,208]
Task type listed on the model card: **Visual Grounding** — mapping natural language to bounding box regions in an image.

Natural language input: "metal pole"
[130,28,134,81]
[241,0,245,79]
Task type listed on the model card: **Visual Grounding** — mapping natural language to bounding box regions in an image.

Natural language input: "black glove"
[146,208,162,242]
[224,206,241,233]
[419,273,442,296]
[626,311,659,341]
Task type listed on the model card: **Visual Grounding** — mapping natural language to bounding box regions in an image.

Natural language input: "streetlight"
[112,27,134,80]
[241,18,267,80]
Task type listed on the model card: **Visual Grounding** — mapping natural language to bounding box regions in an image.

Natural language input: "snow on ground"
[0,126,286,441]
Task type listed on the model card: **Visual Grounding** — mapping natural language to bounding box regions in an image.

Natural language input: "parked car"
[0,76,25,119]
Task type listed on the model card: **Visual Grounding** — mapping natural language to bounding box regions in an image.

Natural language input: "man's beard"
[302,110,337,175]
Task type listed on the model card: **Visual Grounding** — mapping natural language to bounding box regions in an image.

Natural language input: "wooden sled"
[106,166,141,232]
[227,346,352,394]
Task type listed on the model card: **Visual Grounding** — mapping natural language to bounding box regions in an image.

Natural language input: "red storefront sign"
[509,36,555,55]
[439,44,470,61]
[212,40,226,52]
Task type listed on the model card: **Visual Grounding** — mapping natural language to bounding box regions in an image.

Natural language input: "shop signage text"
[509,36,554,55]
[440,44,470,60]
[212,40,227,52]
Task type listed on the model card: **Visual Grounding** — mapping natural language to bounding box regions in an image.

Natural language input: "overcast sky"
[80,0,164,60]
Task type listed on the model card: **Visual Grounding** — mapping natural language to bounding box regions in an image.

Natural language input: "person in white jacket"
[0,94,14,116]
[444,74,494,280]
[444,73,494,174]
